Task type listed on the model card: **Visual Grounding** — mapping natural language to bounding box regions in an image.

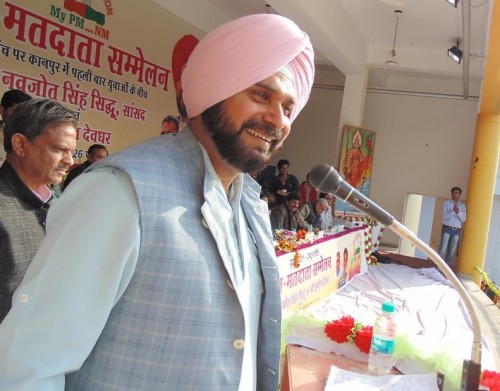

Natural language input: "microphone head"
[309,163,343,194]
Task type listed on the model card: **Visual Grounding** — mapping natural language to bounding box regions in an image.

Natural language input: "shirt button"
[19,294,29,303]
[232,339,245,350]
[201,218,209,229]
[226,279,234,290]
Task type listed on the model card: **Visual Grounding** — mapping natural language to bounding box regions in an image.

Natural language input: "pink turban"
[182,14,315,123]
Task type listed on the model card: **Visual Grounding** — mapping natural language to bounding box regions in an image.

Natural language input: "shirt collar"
[33,185,52,203]
[198,142,243,204]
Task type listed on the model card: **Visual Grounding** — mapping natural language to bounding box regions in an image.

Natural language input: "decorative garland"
[274,226,366,257]
[335,214,385,262]
[476,267,500,307]
[323,315,500,390]
[481,370,500,390]
[324,315,373,354]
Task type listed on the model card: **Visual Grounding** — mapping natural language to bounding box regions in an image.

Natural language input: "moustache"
[55,165,70,172]
[241,120,282,141]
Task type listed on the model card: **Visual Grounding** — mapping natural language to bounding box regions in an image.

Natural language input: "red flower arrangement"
[481,370,500,391]
[353,325,373,354]
[324,316,374,354]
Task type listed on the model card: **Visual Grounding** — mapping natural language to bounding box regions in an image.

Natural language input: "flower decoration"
[296,229,307,240]
[367,254,379,266]
[335,214,385,261]
[353,325,373,353]
[481,370,500,391]
[325,316,356,343]
[324,315,373,353]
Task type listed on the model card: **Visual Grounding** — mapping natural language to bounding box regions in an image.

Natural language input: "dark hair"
[162,115,179,124]
[1,89,32,109]
[88,144,108,156]
[286,191,301,201]
[3,99,78,153]
[451,186,462,194]
[277,159,290,169]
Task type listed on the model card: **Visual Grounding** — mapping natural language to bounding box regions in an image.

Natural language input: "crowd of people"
[256,158,341,235]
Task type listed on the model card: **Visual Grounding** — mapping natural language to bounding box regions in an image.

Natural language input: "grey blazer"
[66,128,282,390]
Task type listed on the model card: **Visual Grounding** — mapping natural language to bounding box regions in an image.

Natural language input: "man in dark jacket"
[62,144,108,191]
[0,99,77,322]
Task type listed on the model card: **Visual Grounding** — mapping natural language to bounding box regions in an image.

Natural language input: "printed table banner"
[278,227,367,312]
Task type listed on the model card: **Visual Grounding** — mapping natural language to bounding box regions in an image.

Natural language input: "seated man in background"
[62,144,108,191]
[299,197,329,231]
[0,99,77,322]
[160,115,180,135]
[319,192,335,230]
[272,191,310,231]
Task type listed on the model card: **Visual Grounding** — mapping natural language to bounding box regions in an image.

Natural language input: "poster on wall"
[0,0,200,160]
[336,125,376,216]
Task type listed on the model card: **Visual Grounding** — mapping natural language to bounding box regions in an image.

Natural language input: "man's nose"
[262,102,288,131]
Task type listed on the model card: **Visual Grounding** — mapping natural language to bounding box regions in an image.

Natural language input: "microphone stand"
[389,219,482,391]
[308,163,484,389]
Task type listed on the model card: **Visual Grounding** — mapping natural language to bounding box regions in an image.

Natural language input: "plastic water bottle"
[368,301,397,375]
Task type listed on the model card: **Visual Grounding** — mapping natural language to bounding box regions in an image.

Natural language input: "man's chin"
[51,174,65,184]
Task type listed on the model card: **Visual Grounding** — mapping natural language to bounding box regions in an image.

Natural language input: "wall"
[362,92,479,245]
[0,0,204,160]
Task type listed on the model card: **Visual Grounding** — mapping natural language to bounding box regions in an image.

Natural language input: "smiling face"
[201,71,295,174]
[12,123,76,190]
[285,197,300,213]
[279,163,289,177]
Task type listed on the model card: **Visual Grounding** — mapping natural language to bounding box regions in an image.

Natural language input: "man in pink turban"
[0,14,314,391]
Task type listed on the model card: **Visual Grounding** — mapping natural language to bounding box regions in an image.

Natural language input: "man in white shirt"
[438,186,467,265]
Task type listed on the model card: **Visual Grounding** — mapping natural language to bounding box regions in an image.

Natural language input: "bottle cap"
[381,301,395,313]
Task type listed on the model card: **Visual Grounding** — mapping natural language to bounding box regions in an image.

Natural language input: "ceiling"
[154,0,493,98]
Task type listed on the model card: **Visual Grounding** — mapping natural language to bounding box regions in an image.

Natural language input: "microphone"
[309,163,483,391]
[309,163,394,226]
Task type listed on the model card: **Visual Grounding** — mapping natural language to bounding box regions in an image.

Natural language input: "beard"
[202,102,283,173]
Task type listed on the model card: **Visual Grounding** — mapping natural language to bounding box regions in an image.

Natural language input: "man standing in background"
[0,99,77,322]
[438,186,467,266]
[160,115,180,135]
[0,89,32,166]
[62,143,109,191]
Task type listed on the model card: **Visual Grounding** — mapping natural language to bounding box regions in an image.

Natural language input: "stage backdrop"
[336,124,376,216]
[0,0,203,160]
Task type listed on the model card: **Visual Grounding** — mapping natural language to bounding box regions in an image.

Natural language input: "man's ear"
[0,106,5,118]
[10,133,29,157]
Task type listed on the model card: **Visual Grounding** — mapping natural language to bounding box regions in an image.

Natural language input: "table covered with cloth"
[283,263,497,391]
